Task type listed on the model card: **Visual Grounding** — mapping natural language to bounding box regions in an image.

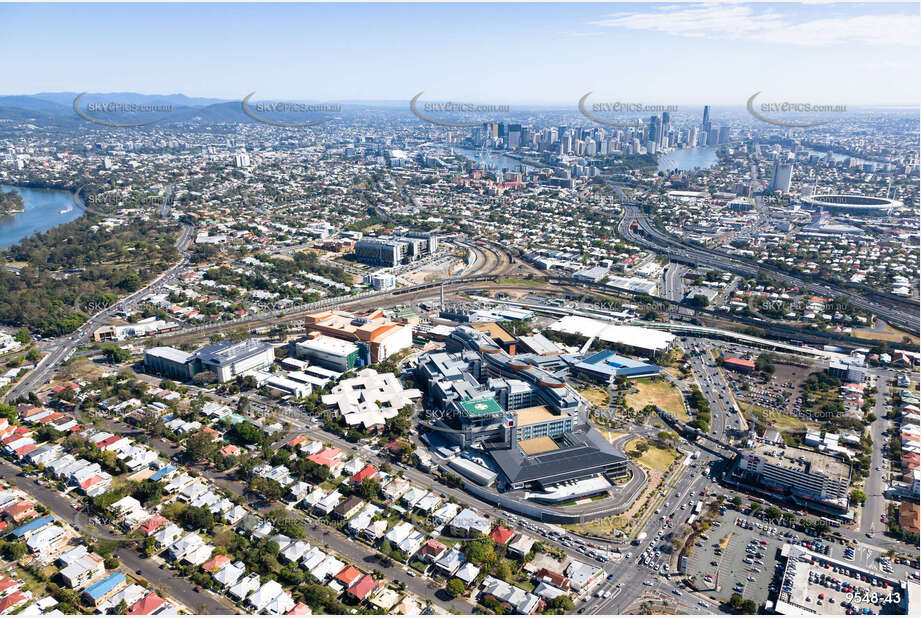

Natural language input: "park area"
[625,378,689,421]
[625,437,679,471]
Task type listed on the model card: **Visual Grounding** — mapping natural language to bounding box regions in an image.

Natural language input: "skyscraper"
[648,115,661,148]
[661,112,670,148]
[702,105,712,145]
[770,159,793,194]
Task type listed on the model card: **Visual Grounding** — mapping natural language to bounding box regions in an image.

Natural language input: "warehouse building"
[293,333,360,371]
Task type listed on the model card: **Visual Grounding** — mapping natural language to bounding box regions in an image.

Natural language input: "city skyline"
[1,2,918,106]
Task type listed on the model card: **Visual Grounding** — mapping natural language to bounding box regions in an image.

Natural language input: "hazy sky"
[1,2,918,105]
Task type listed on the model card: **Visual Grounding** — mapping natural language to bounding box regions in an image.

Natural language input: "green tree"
[446,578,466,597]
[729,593,743,609]
[185,430,218,463]
[849,489,867,504]
[357,478,381,500]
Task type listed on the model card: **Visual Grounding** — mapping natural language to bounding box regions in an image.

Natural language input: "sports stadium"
[800,193,902,215]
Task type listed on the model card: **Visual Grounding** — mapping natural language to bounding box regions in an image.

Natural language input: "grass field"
[853,326,918,345]
[626,437,679,471]
[581,386,610,407]
[741,401,816,432]
[626,378,689,421]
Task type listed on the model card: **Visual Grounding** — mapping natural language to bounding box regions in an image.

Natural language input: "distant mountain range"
[0,92,392,127]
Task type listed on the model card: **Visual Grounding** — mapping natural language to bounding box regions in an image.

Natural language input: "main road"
[618,204,919,334]
[3,221,194,404]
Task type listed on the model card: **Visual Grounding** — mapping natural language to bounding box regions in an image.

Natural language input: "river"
[657,146,719,172]
[447,146,533,172]
[0,185,82,249]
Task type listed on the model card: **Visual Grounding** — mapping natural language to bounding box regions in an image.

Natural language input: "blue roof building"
[149,465,176,481]
[9,515,54,539]
[83,572,126,604]
[573,350,661,382]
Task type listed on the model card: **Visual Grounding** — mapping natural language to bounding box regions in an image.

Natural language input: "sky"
[0,2,918,106]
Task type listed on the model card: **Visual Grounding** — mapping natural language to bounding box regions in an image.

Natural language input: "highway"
[3,221,194,404]
[618,204,920,334]
[662,263,687,302]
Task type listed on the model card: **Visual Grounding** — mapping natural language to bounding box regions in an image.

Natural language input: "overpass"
[618,204,919,334]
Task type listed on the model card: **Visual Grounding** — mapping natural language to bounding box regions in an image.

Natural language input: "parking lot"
[684,509,784,605]
[683,507,919,608]
[777,544,906,615]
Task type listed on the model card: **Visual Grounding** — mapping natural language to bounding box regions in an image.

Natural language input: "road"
[3,221,194,404]
[860,371,893,536]
[618,204,920,334]
[0,459,236,614]
[663,263,686,302]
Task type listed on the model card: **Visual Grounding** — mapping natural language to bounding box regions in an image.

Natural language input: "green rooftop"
[459,397,504,418]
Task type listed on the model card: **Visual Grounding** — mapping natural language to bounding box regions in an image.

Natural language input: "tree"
[2,542,27,561]
[849,489,867,505]
[131,480,164,506]
[549,595,575,611]
[250,477,284,502]
[179,506,214,532]
[185,431,218,463]
[691,294,710,308]
[228,421,265,446]
[101,344,130,363]
[465,536,497,566]
[494,560,513,582]
[729,593,743,609]
[193,370,217,386]
[446,578,466,597]
[741,599,757,614]
[357,478,381,501]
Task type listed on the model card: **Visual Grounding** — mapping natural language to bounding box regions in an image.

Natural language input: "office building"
[190,338,275,383]
[293,333,360,372]
[770,159,794,194]
[302,309,412,363]
[144,347,194,380]
[732,441,850,513]
[144,338,275,383]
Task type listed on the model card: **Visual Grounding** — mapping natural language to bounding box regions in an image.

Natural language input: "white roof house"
[247,580,285,612]
[214,561,246,588]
